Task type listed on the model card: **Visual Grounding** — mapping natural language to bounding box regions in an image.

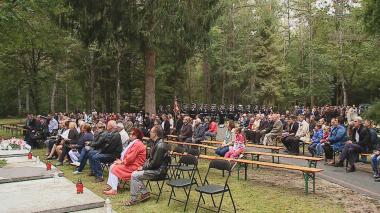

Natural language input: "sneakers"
[72,170,82,175]
[346,166,356,173]
[70,162,80,167]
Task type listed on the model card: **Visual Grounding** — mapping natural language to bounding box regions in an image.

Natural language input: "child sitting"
[317,126,330,157]
[308,124,323,157]
[225,128,246,158]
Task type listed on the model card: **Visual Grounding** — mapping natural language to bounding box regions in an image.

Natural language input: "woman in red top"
[103,128,146,195]
[205,117,218,138]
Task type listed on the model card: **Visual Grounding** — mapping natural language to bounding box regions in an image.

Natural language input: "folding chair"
[166,155,200,211]
[177,148,203,183]
[169,146,186,178]
[195,159,237,213]
[146,172,171,203]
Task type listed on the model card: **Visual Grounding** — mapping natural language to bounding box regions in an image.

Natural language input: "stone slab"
[0,149,29,158]
[0,178,105,213]
[0,166,63,184]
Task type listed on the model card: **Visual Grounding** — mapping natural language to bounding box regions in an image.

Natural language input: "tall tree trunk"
[65,82,69,113]
[89,54,95,110]
[25,87,30,113]
[18,87,22,115]
[50,71,58,113]
[203,57,211,103]
[115,46,122,113]
[144,46,156,115]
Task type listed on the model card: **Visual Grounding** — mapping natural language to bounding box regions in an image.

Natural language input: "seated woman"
[46,120,70,160]
[308,124,323,157]
[69,123,94,167]
[215,120,235,157]
[73,122,107,174]
[225,128,246,158]
[103,128,147,195]
[316,126,330,158]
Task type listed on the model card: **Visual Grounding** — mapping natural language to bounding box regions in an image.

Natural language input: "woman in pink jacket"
[103,128,146,195]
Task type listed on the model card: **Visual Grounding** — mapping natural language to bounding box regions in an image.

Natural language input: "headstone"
[0,149,29,158]
[0,167,62,184]
[0,178,105,213]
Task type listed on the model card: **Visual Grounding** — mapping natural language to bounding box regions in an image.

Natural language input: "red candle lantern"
[46,161,52,171]
[27,151,32,160]
[76,179,84,194]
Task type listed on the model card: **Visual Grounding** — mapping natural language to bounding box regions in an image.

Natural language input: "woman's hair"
[228,120,235,130]
[235,127,242,134]
[68,122,77,129]
[131,128,144,140]
[83,123,92,132]
[64,120,70,128]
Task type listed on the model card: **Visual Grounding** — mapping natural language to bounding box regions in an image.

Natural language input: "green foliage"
[364,101,380,123]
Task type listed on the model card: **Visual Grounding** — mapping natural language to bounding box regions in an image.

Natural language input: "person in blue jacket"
[308,124,323,157]
[322,117,347,165]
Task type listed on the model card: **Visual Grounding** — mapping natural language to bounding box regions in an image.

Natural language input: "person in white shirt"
[117,122,130,147]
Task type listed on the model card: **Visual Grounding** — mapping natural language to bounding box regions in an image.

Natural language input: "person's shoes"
[103,189,117,195]
[373,174,380,179]
[70,162,80,167]
[94,177,104,183]
[283,149,289,153]
[73,170,82,175]
[333,162,344,167]
[375,177,380,182]
[88,172,95,176]
[55,162,63,166]
[45,156,53,160]
[139,192,151,202]
[346,167,356,173]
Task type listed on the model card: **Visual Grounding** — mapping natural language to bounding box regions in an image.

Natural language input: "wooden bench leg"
[303,172,316,194]
[244,163,248,180]
[308,160,317,168]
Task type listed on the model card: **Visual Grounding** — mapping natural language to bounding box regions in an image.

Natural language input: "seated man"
[73,122,107,174]
[178,116,192,142]
[192,118,206,144]
[334,117,370,172]
[371,144,380,181]
[204,117,218,139]
[262,114,283,146]
[125,125,170,206]
[258,114,274,144]
[88,120,123,182]
[283,115,309,154]
[103,128,146,195]
[323,117,347,164]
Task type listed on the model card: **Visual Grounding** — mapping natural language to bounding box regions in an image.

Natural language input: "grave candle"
[76,179,84,194]
[46,161,52,170]
[28,151,32,160]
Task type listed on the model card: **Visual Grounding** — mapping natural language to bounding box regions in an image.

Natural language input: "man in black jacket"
[89,120,122,182]
[126,125,170,206]
[334,117,370,172]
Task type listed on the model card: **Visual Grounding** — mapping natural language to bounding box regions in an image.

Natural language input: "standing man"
[125,125,170,206]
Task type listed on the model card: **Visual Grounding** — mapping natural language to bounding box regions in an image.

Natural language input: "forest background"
[1,0,380,116]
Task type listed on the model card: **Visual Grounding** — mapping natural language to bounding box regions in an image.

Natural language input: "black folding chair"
[195,159,236,213]
[169,146,187,178]
[166,155,200,211]
[146,172,171,203]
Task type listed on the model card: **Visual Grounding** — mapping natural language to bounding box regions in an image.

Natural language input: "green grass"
[30,148,344,213]
[0,118,344,212]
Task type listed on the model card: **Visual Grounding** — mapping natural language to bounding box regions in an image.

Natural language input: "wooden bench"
[165,140,217,154]
[170,152,323,194]
[167,135,178,141]
[244,151,324,168]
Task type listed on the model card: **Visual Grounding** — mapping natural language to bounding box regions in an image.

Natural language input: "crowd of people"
[20,104,380,207]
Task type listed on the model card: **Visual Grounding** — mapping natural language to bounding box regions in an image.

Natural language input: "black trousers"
[338,143,363,167]
[323,143,334,160]
[283,136,300,154]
